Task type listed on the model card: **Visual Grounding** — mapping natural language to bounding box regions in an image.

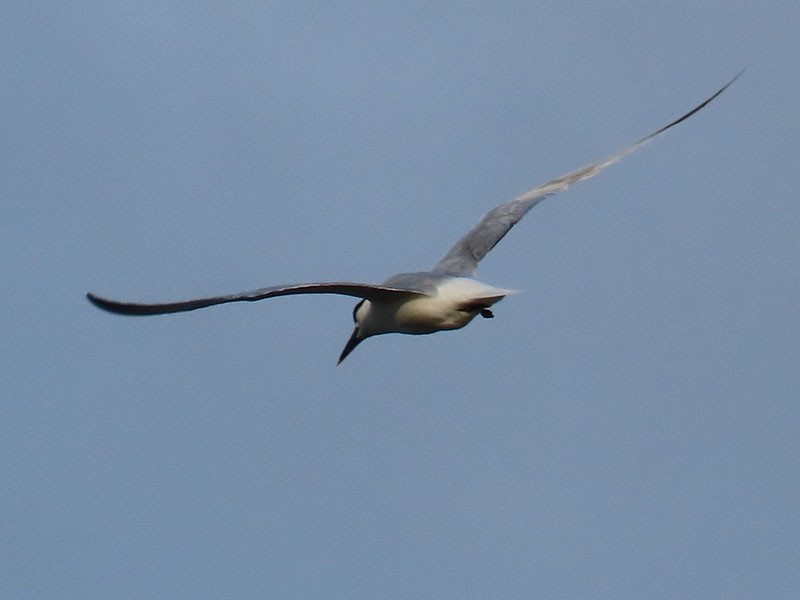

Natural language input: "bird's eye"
[352,299,365,323]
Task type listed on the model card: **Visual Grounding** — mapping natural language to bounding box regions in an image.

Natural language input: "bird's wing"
[86,282,430,316]
[432,72,743,277]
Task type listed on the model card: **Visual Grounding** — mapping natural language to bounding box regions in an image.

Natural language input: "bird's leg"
[480,308,494,319]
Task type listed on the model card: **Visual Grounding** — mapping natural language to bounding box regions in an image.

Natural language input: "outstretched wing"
[86,282,429,316]
[432,71,743,277]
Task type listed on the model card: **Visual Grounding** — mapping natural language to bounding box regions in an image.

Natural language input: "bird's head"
[338,299,372,365]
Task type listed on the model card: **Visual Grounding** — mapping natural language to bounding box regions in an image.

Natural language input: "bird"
[87,73,741,364]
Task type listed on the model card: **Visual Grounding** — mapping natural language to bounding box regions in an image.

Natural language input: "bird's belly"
[392,296,475,333]
[392,285,510,334]
[365,278,513,336]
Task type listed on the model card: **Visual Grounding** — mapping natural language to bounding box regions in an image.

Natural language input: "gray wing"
[432,71,743,277]
[86,282,430,316]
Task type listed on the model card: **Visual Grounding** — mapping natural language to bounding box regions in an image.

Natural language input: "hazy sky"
[3,3,799,599]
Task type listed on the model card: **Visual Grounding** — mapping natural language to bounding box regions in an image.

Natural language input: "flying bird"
[87,73,741,364]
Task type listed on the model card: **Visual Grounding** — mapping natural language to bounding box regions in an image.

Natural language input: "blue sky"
[3,3,799,598]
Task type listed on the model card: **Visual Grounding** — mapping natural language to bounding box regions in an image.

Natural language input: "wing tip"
[86,291,119,314]
[86,291,151,316]
[86,291,105,309]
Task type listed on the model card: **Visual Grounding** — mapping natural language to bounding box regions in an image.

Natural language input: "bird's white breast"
[374,278,516,335]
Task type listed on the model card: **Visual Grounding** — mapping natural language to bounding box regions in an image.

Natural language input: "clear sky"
[3,3,799,599]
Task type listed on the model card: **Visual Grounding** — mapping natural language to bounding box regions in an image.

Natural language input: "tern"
[87,73,740,364]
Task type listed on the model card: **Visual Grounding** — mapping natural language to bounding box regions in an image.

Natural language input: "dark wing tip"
[640,69,745,143]
[86,291,110,310]
[86,291,125,314]
[86,292,161,316]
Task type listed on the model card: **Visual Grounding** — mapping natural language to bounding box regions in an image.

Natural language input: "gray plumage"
[432,71,742,277]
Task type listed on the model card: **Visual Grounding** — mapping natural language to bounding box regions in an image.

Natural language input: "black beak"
[337,327,362,365]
